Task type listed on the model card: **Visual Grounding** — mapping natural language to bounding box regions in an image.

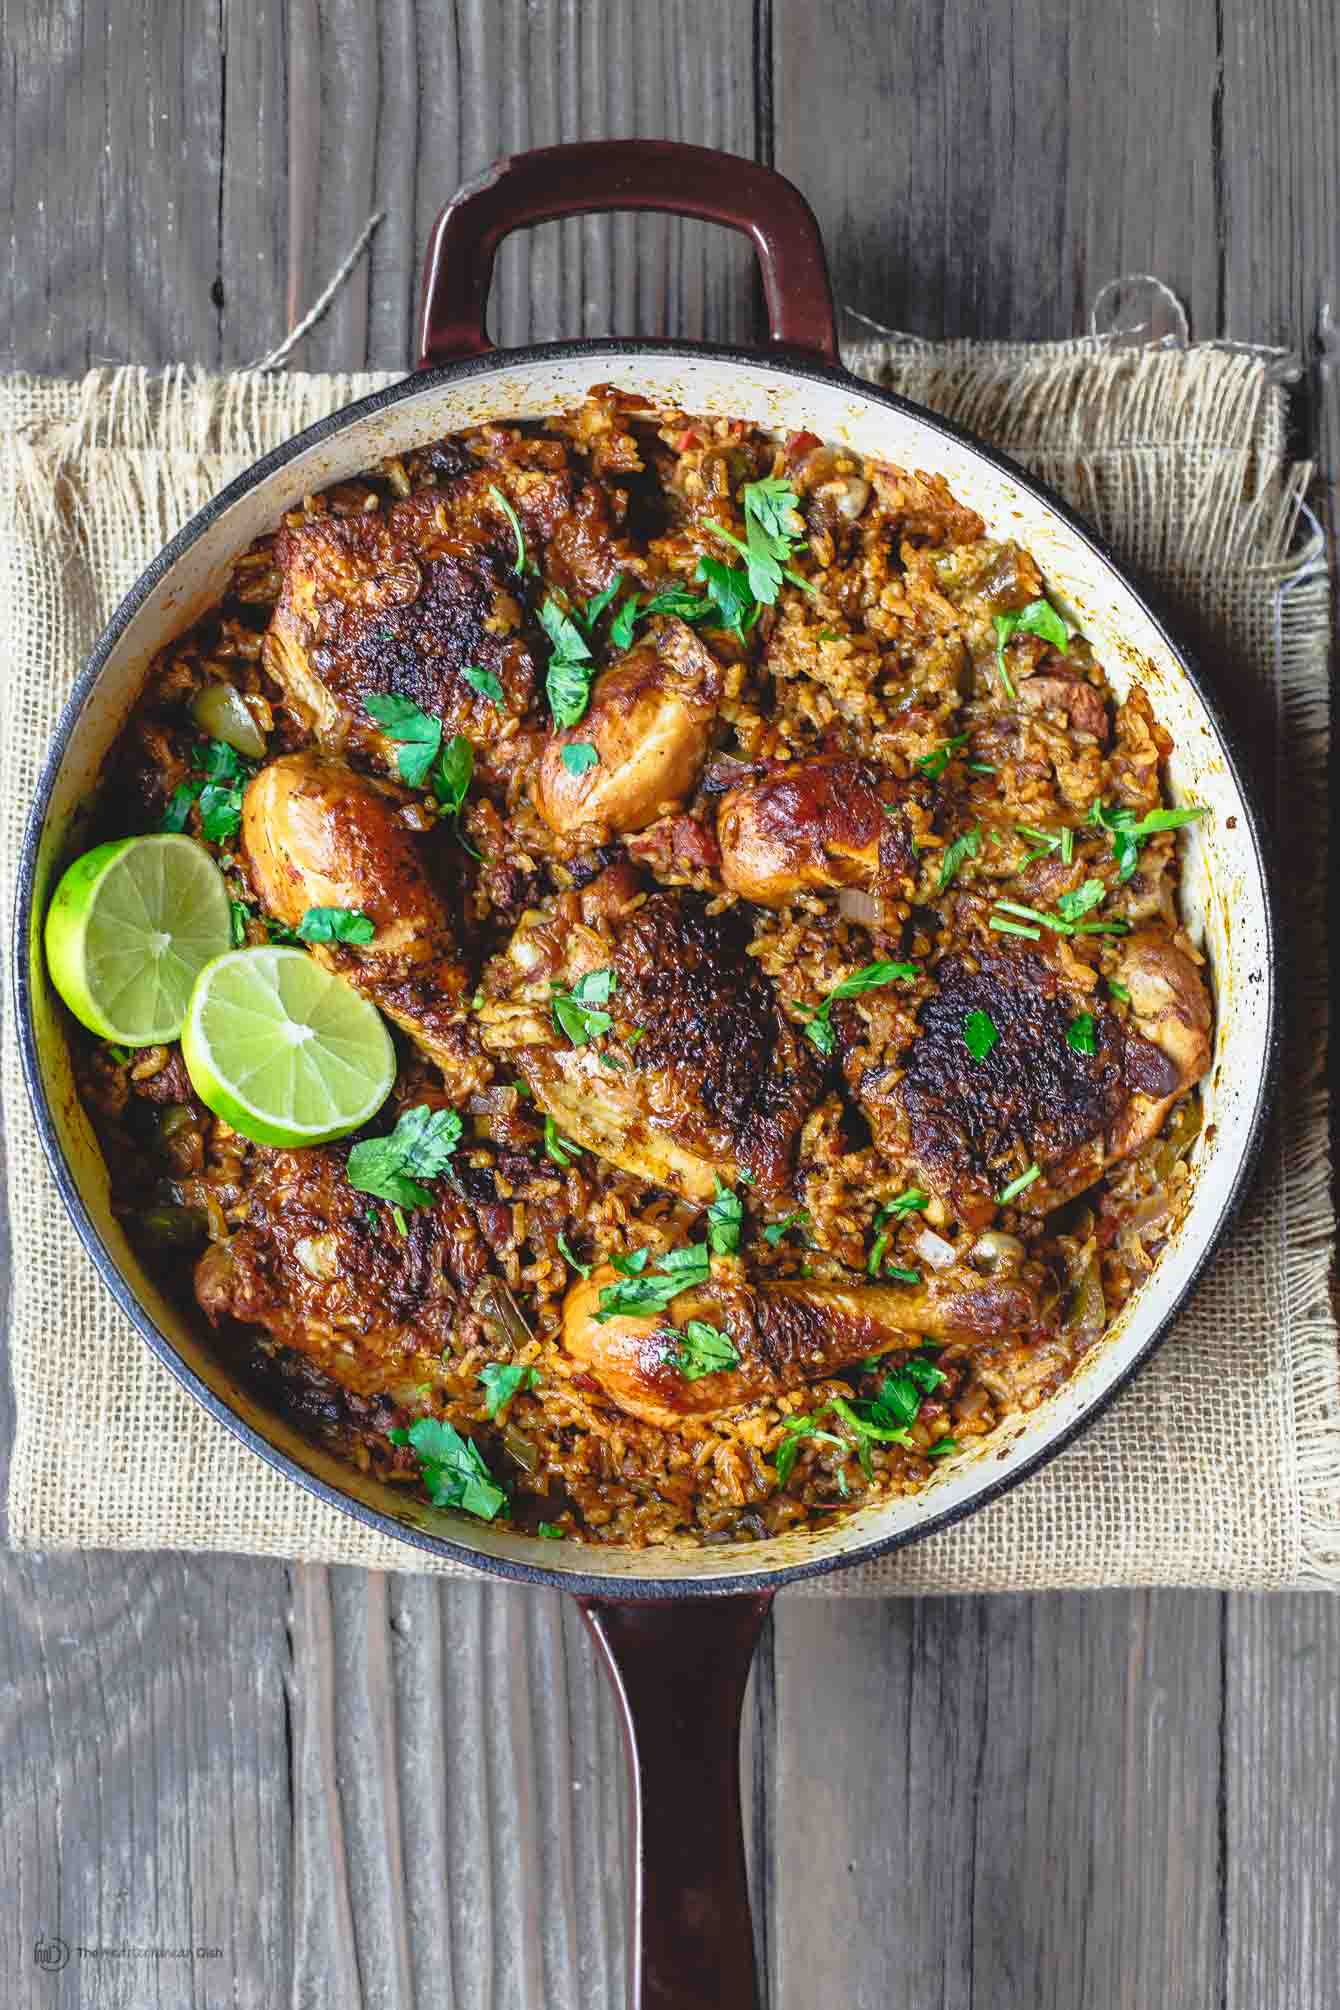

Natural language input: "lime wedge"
[44,834,233,1045]
[181,946,395,1146]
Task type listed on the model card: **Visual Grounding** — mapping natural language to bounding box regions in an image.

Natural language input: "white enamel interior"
[25,348,1273,1588]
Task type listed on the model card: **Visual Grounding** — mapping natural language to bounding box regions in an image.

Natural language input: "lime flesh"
[181,946,395,1146]
[44,834,233,1045]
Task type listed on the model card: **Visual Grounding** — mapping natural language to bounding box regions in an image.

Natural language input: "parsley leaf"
[561,742,599,777]
[1056,878,1106,923]
[670,1318,741,1380]
[963,1008,999,1062]
[543,1117,583,1169]
[364,693,444,788]
[297,906,376,946]
[198,782,245,843]
[610,1246,651,1277]
[763,1209,809,1247]
[641,582,714,622]
[488,483,529,576]
[432,734,474,815]
[937,824,982,892]
[917,733,969,781]
[774,1411,847,1485]
[229,899,250,948]
[540,596,595,727]
[556,1233,590,1278]
[705,1177,744,1256]
[551,968,616,1047]
[159,737,256,840]
[1016,822,1074,865]
[803,960,920,1056]
[479,1361,538,1418]
[462,665,505,706]
[595,1243,711,1322]
[991,598,1069,699]
[694,556,758,641]
[388,1416,505,1520]
[537,1521,564,1539]
[581,576,623,629]
[1067,1011,1097,1056]
[997,1162,1042,1205]
[346,1105,463,1209]
[1089,799,1209,882]
[886,1188,928,1219]
[607,596,639,650]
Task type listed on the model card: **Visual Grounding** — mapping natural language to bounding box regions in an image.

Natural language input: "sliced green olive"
[191,680,267,758]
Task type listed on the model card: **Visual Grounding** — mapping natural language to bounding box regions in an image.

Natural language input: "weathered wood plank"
[0,1550,293,2009]
[765,1593,1225,2010]
[770,0,1222,343]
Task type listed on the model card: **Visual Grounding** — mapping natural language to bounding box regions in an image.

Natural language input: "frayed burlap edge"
[1,344,1334,1588]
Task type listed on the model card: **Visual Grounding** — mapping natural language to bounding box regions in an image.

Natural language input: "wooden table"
[2,5,1336,2005]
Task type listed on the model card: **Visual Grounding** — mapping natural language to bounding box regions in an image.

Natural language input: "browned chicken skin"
[534,616,721,836]
[477,872,820,1200]
[242,752,470,1067]
[562,1264,1042,1426]
[717,754,921,908]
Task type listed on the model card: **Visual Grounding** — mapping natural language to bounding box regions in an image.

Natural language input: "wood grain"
[0,3,1337,2008]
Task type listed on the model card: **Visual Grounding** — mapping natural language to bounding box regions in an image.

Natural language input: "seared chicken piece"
[263,478,544,762]
[717,755,922,909]
[535,617,721,836]
[477,872,820,1200]
[563,1264,1042,1427]
[194,1138,494,1402]
[847,930,1209,1228]
[243,752,470,1067]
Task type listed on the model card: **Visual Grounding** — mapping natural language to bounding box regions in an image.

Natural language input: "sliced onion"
[914,1226,957,1271]
[191,680,267,757]
[837,886,882,927]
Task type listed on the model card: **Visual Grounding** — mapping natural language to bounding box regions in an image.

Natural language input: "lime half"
[44,833,233,1045]
[181,946,395,1146]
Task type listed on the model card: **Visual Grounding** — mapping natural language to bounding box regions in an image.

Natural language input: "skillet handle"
[578,1590,774,2010]
[416,138,837,369]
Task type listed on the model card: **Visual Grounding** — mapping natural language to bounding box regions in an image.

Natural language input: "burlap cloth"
[1,341,1335,1590]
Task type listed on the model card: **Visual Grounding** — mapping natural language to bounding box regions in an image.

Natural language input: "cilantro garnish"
[705,1177,744,1256]
[479,1361,538,1418]
[550,968,616,1047]
[159,737,255,842]
[607,596,640,650]
[297,906,376,946]
[1067,1011,1097,1056]
[388,1416,505,1520]
[561,743,599,777]
[937,825,981,893]
[991,886,1128,939]
[802,959,920,1056]
[991,598,1069,700]
[917,733,969,781]
[543,1117,583,1170]
[963,1008,999,1062]
[540,596,595,727]
[595,1243,711,1322]
[763,1209,809,1247]
[670,1319,741,1380]
[433,734,474,816]
[581,576,623,628]
[693,556,758,641]
[487,483,530,576]
[462,665,505,706]
[997,1162,1042,1205]
[1016,822,1075,865]
[1089,798,1209,883]
[346,1105,463,1210]
[556,1232,590,1278]
[229,899,250,948]
[364,693,443,787]
[537,1522,564,1539]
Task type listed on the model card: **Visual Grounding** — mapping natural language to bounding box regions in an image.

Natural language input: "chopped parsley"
[229,899,250,948]
[487,483,530,575]
[705,1177,744,1256]
[556,1232,590,1278]
[550,967,616,1047]
[927,1437,960,1459]
[159,737,255,843]
[581,576,624,628]
[608,595,641,650]
[297,905,376,946]
[937,824,981,892]
[388,1416,505,1520]
[537,1522,564,1539]
[997,1162,1042,1206]
[1089,798,1209,882]
[1056,878,1107,923]
[641,582,714,623]
[595,1242,711,1322]
[1066,1011,1098,1056]
[462,665,505,706]
[1108,977,1131,1004]
[1017,822,1075,865]
[543,1117,583,1170]
[991,597,1069,700]
[364,692,443,788]
[917,733,969,781]
[884,1265,922,1285]
[693,555,758,641]
[963,1008,999,1062]
[561,742,600,777]
[763,1210,809,1247]
[670,1319,741,1380]
[479,1361,539,1418]
[803,959,920,1057]
[867,1194,927,1278]
[886,1187,929,1218]
[774,1349,949,1483]
[540,596,595,727]
[991,888,1128,939]
[433,734,474,816]
[610,1246,650,1277]
[346,1105,463,1209]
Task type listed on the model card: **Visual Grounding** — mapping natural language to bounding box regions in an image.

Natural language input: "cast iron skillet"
[16,142,1277,2009]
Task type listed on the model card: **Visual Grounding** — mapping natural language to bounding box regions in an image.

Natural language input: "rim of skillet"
[14,337,1281,1600]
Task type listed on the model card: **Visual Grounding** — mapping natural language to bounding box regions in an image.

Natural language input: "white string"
[248,211,386,371]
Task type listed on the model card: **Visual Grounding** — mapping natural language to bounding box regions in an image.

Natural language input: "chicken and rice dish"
[69,389,1212,1546]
